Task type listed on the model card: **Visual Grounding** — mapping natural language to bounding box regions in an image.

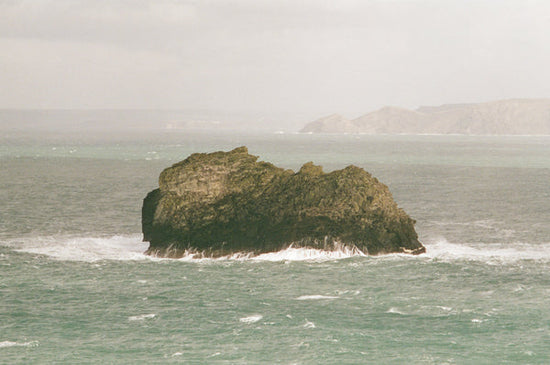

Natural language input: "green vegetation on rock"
[142,147,425,257]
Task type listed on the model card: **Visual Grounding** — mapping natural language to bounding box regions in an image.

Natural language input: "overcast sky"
[2,0,550,117]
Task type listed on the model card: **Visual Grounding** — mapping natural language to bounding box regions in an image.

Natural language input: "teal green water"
[1,131,550,363]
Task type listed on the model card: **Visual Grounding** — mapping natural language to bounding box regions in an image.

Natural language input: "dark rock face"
[142,147,425,258]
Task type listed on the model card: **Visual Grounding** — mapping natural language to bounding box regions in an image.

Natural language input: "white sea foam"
[295,295,339,300]
[6,233,550,264]
[7,235,149,262]
[4,235,364,262]
[303,320,316,328]
[0,340,38,348]
[252,245,366,262]
[423,239,550,263]
[174,243,366,262]
[128,313,156,321]
[386,307,406,315]
[239,314,263,324]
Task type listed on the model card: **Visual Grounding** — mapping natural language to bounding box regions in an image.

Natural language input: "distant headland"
[300,99,550,135]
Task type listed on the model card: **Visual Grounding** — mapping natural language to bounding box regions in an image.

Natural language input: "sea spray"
[424,239,550,263]
[7,235,149,262]
[7,234,550,264]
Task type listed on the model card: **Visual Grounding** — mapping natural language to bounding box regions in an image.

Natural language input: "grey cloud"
[1,0,550,115]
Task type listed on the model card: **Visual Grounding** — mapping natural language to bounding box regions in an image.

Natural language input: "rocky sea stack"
[142,147,425,258]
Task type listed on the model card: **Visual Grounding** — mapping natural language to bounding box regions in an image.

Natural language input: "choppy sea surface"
[1,129,550,363]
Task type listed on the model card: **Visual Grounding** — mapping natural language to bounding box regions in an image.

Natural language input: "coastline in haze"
[301,98,550,135]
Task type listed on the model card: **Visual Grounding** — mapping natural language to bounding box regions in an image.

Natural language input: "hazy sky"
[2,0,550,116]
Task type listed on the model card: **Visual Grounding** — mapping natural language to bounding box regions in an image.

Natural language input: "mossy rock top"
[142,147,425,257]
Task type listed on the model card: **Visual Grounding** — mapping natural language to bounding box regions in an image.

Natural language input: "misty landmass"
[4,98,550,136]
[301,99,550,135]
[0,109,307,135]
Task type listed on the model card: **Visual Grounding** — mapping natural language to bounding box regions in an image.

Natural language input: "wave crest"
[3,235,365,262]
[173,243,366,262]
[0,340,39,348]
[5,234,550,264]
[5,235,149,262]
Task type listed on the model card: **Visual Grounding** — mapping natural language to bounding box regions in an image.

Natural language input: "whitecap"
[2,234,365,263]
[173,243,365,263]
[14,233,549,265]
[128,313,156,321]
[0,340,38,348]
[303,320,316,329]
[423,239,550,264]
[250,244,365,262]
[295,295,339,300]
[239,314,263,324]
[386,307,406,315]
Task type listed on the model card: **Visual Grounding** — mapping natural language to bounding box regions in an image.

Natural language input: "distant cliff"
[300,99,550,135]
[142,147,425,258]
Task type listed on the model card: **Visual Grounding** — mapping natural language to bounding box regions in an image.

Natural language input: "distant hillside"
[300,99,550,135]
[300,114,357,133]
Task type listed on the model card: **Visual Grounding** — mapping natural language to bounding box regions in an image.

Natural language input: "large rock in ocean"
[142,147,425,258]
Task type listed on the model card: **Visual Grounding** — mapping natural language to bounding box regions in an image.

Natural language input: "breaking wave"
[251,244,366,262]
[4,235,149,262]
[0,340,39,348]
[2,235,365,262]
[4,234,550,264]
[166,243,366,262]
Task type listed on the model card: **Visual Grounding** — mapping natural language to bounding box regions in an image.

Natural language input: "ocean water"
[1,130,550,364]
